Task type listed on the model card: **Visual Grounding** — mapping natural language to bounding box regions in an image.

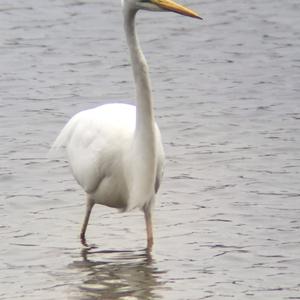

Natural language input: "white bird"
[51,0,200,251]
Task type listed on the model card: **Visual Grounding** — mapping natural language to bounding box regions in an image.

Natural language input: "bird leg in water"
[80,196,94,246]
[144,208,153,251]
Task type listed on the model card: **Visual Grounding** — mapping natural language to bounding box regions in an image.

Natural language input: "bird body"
[52,0,200,250]
[52,103,164,211]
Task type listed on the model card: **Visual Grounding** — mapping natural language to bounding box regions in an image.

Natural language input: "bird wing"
[154,123,165,193]
[51,104,136,193]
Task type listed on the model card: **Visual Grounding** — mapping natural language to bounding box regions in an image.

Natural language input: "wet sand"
[1,0,300,299]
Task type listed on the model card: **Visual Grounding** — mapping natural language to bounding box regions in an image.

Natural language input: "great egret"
[52,0,200,250]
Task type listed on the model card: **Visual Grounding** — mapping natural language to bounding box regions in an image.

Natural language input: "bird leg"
[80,196,94,247]
[144,208,154,251]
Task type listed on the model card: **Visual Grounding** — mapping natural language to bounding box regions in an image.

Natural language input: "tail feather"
[49,115,78,155]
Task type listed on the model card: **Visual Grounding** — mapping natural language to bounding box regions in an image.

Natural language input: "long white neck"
[124,8,154,132]
[123,7,157,209]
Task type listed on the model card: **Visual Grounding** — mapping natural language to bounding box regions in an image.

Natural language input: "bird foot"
[80,234,96,249]
[80,234,87,246]
[146,241,153,254]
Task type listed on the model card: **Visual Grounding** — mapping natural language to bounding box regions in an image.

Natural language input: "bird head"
[122,0,201,19]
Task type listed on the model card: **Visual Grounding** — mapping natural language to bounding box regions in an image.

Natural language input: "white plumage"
[52,103,164,211]
[51,0,200,250]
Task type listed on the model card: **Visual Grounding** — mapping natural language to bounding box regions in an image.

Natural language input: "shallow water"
[1,0,300,299]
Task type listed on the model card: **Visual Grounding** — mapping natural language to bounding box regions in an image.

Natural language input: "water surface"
[1,0,300,299]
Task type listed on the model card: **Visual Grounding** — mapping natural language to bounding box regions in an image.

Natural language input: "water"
[1,0,300,299]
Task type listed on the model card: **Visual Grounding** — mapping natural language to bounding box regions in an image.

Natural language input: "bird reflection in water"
[69,247,167,300]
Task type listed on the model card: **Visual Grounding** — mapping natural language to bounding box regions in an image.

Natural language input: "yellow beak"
[150,0,201,19]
